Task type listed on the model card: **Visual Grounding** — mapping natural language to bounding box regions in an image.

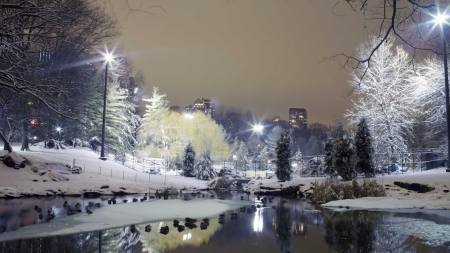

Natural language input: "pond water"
[1,192,450,253]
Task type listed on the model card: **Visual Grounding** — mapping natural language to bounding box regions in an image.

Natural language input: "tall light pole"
[100,52,113,160]
[433,13,450,172]
[252,124,264,177]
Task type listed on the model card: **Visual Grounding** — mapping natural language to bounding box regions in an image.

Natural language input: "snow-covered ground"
[0,144,252,241]
[2,144,450,212]
[0,144,208,198]
[245,167,450,211]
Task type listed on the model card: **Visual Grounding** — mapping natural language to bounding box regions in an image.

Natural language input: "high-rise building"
[289,108,307,130]
[185,98,215,118]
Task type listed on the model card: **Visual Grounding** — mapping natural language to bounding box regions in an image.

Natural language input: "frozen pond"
[1,192,450,252]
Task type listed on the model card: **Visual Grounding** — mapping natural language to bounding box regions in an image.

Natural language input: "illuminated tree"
[275,130,292,182]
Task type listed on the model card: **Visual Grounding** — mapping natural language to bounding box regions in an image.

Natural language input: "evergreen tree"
[355,118,375,177]
[196,151,217,180]
[236,141,249,173]
[275,130,292,182]
[333,121,356,181]
[292,149,302,173]
[307,136,320,156]
[323,137,336,178]
[182,143,196,177]
[257,146,269,172]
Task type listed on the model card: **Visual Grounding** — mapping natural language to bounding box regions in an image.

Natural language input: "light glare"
[253,124,263,133]
[104,53,113,62]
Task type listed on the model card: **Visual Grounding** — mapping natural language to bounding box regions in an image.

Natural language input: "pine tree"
[323,137,336,178]
[355,118,375,177]
[237,141,249,173]
[196,151,217,180]
[333,121,356,181]
[275,130,292,182]
[257,146,269,171]
[182,143,196,177]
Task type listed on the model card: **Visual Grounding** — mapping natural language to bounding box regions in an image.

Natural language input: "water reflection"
[275,203,293,252]
[253,209,263,232]
[1,195,450,252]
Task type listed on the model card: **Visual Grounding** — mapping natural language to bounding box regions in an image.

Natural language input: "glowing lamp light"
[434,13,448,25]
[56,127,61,132]
[253,124,263,133]
[104,52,113,63]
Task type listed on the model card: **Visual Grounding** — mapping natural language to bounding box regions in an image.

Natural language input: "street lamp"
[432,13,450,172]
[253,124,263,134]
[100,52,113,160]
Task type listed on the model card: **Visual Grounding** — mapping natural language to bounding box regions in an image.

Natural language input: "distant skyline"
[102,0,368,125]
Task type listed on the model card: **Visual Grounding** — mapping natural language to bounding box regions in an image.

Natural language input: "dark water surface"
[0,192,449,253]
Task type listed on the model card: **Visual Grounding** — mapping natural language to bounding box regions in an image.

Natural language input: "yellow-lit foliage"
[138,111,228,161]
[139,219,221,252]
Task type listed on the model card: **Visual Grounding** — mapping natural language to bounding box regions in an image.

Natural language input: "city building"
[289,108,307,130]
[185,98,215,118]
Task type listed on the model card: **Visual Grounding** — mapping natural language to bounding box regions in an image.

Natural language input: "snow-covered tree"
[196,151,217,180]
[264,126,284,157]
[236,141,249,172]
[182,143,196,177]
[139,110,228,161]
[275,130,292,182]
[307,136,320,156]
[355,118,375,177]
[409,57,447,152]
[257,146,269,172]
[345,35,417,160]
[323,137,336,178]
[333,121,356,181]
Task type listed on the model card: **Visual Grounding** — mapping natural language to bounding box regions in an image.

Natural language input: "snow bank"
[245,168,450,211]
[0,198,252,242]
[0,145,208,198]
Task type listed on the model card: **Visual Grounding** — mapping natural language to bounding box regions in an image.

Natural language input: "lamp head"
[253,124,263,134]
[104,52,114,63]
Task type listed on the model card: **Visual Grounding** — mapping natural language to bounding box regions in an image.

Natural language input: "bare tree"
[0,0,119,151]
[333,0,447,79]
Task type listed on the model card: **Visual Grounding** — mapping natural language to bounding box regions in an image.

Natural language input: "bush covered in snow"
[313,179,385,204]
[196,151,217,180]
[208,176,235,190]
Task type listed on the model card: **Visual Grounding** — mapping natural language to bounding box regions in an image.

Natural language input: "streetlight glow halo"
[104,52,114,63]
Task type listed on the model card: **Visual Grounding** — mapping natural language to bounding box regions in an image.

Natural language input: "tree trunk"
[0,132,12,152]
[20,122,29,151]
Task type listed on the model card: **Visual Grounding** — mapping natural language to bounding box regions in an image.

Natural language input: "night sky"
[103,0,367,125]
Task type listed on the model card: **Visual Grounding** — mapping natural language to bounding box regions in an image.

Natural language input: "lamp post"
[433,13,450,172]
[100,52,113,160]
[233,155,237,176]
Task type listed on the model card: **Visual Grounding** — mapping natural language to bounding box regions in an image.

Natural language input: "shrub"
[313,179,385,204]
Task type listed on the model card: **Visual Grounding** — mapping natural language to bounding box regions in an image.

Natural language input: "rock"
[100,185,109,189]
[48,172,69,182]
[3,152,26,169]
[84,191,102,198]
[394,181,435,193]
[444,190,449,193]
[70,166,82,174]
